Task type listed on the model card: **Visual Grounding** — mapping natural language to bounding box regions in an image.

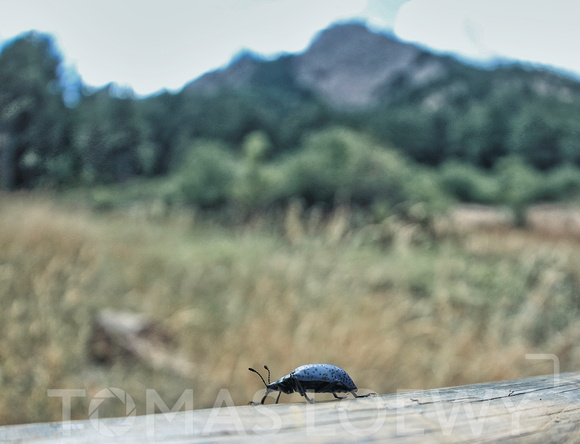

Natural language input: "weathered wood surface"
[1,372,579,443]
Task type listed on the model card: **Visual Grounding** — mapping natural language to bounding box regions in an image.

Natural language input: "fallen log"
[88,309,194,378]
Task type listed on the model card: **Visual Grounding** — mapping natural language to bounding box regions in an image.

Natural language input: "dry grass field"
[1,193,579,425]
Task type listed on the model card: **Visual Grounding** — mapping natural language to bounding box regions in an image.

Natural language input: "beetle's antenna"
[248,367,268,387]
[264,365,271,384]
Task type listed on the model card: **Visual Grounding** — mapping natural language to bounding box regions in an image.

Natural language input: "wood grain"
[1,372,578,442]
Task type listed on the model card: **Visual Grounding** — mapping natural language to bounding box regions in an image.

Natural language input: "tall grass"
[0,193,579,425]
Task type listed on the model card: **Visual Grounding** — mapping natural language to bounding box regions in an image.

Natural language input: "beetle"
[248,363,376,404]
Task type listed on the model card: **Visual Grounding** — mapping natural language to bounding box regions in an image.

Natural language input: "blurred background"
[1,0,580,424]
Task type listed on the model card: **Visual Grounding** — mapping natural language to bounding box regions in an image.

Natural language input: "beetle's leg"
[316,380,348,400]
[275,391,282,404]
[250,389,270,405]
[352,391,378,398]
[294,379,315,404]
[259,388,273,404]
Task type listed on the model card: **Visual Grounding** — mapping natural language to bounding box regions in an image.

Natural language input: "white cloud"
[358,0,411,30]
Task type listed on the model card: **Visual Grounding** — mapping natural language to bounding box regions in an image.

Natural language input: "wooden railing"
[1,372,578,442]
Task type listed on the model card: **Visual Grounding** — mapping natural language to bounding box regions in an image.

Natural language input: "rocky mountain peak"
[294,23,445,108]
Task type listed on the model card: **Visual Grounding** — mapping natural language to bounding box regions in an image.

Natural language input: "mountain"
[186,23,449,109]
[185,22,580,111]
[293,23,445,108]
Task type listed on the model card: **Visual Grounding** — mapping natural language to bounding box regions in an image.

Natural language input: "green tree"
[141,92,188,175]
[509,107,562,170]
[447,101,508,168]
[71,85,148,183]
[0,32,70,189]
[494,157,539,226]
[235,130,273,207]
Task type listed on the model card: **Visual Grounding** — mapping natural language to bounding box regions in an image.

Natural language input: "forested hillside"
[2,24,580,214]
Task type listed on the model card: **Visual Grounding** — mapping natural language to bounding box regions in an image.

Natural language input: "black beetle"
[248,363,376,404]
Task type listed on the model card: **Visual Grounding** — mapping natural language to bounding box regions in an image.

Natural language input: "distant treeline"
[2,32,580,214]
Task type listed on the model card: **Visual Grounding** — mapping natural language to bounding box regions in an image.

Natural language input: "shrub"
[276,127,422,208]
[174,140,238,209]
[541,164,580,201]
[440,161,498,203]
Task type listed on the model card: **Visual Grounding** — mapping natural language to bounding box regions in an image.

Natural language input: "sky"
[0,0,578,96]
